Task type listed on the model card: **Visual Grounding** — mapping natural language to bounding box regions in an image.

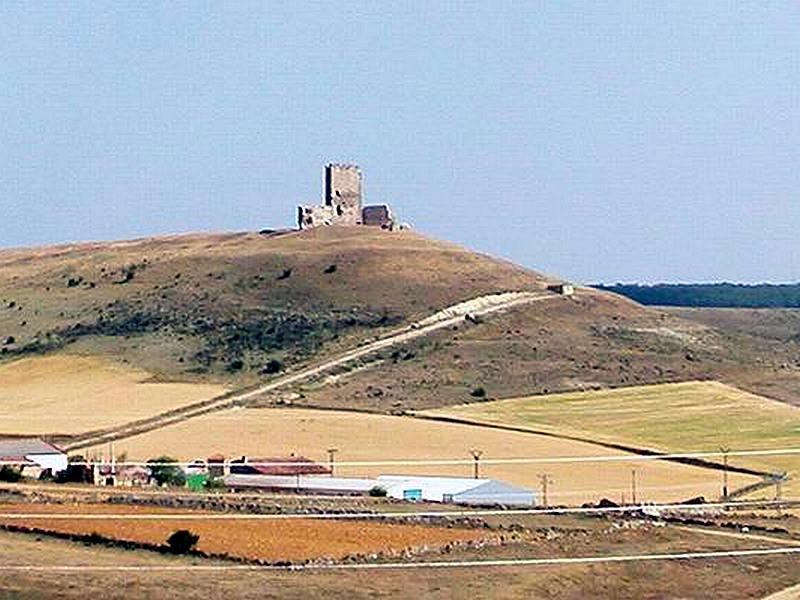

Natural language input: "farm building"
[222,472,535,506]
[0,438,68,476]
[229,456,331,477]
[377,476,536,506]
[224,474,377,495]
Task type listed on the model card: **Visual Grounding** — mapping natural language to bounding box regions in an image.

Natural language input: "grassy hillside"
[664,307,800,343]
[0,227,545,381]
[3,226,800,415]
[287,288,800,411]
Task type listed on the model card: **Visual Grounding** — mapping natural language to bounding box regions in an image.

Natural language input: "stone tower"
[324,164,362,225]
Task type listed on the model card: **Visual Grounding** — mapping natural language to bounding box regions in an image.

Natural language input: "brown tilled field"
[0,503,491,562]
[0,355,226,435]
[2,522,800,599]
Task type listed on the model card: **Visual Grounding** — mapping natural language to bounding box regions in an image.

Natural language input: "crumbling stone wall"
[298,204,335,229]
[362,204,395,229]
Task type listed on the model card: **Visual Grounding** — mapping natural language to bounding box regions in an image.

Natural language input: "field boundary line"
[0,499,794,520]
[2,546,800,571]
[412,413,775,477]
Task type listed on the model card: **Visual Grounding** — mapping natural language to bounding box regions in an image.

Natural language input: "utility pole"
[631,468,638,504]
[720,446,730,500]
[327,448,338,477]
[539,474,553,507]
[775,472,786,515]
[469,449,483,479]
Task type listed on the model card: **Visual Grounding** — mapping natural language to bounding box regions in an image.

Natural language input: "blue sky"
[1,2,798,283]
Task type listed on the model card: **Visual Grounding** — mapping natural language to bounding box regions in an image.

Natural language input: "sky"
[1,2,799,284]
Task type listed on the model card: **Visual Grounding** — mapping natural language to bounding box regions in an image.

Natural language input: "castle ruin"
[298,164,397,230]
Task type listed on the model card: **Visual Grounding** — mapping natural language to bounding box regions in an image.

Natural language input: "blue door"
[403,488,422,501]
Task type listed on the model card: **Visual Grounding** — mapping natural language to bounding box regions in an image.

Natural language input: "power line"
[15,446,800,468]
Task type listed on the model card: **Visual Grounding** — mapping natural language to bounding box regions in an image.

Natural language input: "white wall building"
[0,439,68,474]
[223,472,536,506]
[378,476,536,506]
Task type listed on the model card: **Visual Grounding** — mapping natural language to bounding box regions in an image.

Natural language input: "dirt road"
[65,290,562,450]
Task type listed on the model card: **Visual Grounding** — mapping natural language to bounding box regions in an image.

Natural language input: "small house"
[548,283,575,296]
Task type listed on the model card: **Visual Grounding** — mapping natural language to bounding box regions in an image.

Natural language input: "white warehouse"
[377,476,536,506]
[224,473,536,506]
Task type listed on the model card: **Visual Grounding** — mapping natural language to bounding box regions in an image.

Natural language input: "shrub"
[227,359,244,372]
[147,456,186,487]
[470,386,487,398]
[262,358,283,374]
[368,486,387,497]
[166,529,200,554]
[204,477,226,490]
[0,465,22,482]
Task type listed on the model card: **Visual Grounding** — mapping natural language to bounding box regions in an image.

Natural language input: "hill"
[2,226,800,417]
[0,227,545,381]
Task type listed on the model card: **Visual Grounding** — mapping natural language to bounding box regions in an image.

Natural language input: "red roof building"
[229,456,331,477]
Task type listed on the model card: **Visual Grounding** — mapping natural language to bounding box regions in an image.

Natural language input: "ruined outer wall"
[298,204,335,229]
[362,204,394,228]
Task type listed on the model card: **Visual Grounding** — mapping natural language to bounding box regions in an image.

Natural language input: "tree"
[166,529,199,554]
[55,455,92,484]
[147,456,186,487]
[368,486,387,497]
[0,466,22,482]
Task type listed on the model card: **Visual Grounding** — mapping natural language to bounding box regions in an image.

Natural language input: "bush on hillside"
[262,358,283,374]
[166,529,200,554]
[470,386,487,398]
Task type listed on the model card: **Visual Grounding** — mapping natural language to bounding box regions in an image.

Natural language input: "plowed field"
[0,503,490,562]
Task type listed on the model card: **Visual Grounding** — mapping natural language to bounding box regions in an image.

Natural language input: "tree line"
[593,283,800,308]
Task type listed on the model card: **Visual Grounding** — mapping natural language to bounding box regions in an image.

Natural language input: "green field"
[421,381,800,498]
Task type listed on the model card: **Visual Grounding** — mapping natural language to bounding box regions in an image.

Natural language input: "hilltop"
[2,226,799,413]
[0,227,546,380]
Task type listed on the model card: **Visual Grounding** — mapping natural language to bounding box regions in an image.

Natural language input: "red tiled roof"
[232,456,331,477]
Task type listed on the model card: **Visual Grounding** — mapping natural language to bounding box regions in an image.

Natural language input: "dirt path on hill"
[64,290,564,450]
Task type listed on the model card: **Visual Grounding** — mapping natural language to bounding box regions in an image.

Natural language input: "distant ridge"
[593,283,800,308]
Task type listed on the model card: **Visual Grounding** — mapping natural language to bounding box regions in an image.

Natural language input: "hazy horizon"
[2,2,799,284]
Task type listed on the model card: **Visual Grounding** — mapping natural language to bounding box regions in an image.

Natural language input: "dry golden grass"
[0,227,547,383]
[422,381,800,498]
[89,408,755,505]
[0,355,226,435]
